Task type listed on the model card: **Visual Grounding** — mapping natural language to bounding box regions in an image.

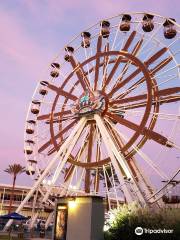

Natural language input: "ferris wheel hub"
[71,90,108,116]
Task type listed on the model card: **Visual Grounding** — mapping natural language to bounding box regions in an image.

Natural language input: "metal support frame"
[32,117,87,228]
[42,118,87,202]
[105,117,156,200]
[29,189,39,230]
[4,117,86,230]
[45,211,54,230]
[95,114,147,206]
[29,212,39,230]
[103,165,111,210]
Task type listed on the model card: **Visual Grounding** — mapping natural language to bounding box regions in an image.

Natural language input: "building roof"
[0,183,31,190]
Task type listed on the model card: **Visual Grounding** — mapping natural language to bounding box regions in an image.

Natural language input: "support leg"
[4,117,86,230]
[42,118,87,202]
[95,114,147,206]
[45,211,54,230]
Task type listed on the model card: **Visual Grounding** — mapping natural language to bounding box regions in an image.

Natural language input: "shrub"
[104,203,180,240]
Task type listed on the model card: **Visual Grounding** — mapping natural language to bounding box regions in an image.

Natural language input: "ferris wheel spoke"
[117,109,180,121]
[37,110,72,121]
[121,95,180,110]
[113,37,144,89]
[106,112,173,148]
[69,56,91,91]
[110,87,180,105]
[150,56,173,75]
[102,56,123,91]
[113,55,173,100]
[108,68,141,97]
[38,119,78,153]
[106,38,144,94]
[94,36,103,90]
[84,57,127,77]
[145,47,168,65]
[47,136,72,156]
[64,164,75,182]
[154,74,178,88]
[122,31,137,51]
[102,31,137,91]
[83,42,93,86]
[102,43,110,87]
[132,38,144,56]
[48,83,78,101]
[103,43,110,73]
[47,146,61,156]
[116,130,169,180]
[108,47,169,97]
[103,31,136,78]
[105,118,170,181]
[45,116,77,124]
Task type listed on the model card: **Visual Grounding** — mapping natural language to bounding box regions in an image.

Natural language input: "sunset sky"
[0,0,180,186]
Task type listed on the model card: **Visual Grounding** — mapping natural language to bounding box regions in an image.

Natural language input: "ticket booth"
[53,196,104,240]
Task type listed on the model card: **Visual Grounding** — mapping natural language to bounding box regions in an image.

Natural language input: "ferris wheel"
[22,12,180,209]
[5,13,180,229]
[5,11,180,230]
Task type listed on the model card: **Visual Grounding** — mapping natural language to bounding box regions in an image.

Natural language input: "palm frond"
[4,164,25,176]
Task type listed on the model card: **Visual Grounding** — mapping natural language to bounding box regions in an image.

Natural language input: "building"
[0,183,51,219]
[0,182,124,220]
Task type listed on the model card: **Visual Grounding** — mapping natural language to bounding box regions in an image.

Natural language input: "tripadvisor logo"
[135,227,143,235]
[135,227,174,235]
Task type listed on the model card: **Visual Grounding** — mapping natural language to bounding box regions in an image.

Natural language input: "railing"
[0,200,33,207]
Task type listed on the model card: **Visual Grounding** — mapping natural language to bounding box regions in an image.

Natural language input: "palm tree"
[4,164,25,213]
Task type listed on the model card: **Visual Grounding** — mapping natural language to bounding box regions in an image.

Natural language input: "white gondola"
[120,14,131,31]
[24,140,35,155]
[31,100,41,114]
[26,120,36,134]
[100,20,110,38]
[64,46,74,62]
[39,81,49,95]
[163,18,177,39]
[26,160,37,175]
[81,32,91,48]
[142,14,154,32]
[50,62,60,78]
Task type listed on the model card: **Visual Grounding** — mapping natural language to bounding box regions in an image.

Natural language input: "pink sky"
[0,0,179,186]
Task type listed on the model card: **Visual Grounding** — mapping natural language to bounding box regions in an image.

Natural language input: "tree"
[4,164,25,213]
